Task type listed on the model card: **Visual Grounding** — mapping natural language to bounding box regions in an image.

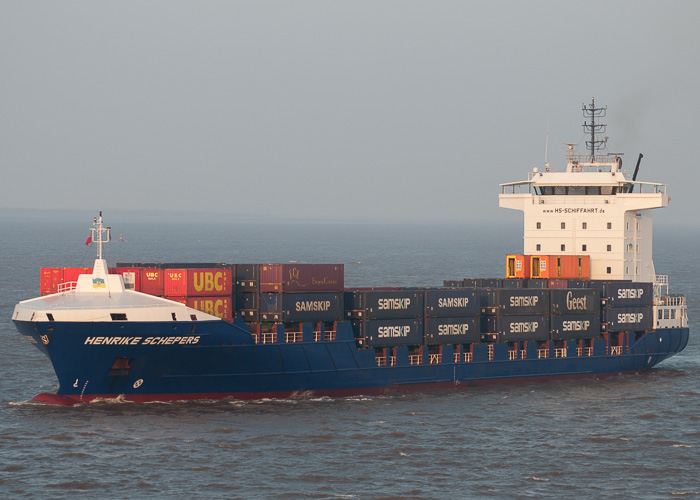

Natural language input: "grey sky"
[1,1,698,225]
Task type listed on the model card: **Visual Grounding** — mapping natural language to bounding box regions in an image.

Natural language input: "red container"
[164,269,187,297]
[40,268,64,295]
[186,296,233,322]
[141,267,165,296]
[63,267,92,284]
[260,264,344,293]
[112,267,142,291]
[186,268,232,297]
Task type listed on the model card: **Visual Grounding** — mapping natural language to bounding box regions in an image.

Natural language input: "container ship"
[13,100,690,405]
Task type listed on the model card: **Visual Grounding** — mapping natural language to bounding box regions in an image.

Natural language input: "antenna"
[544,114,550,171]
[89,212,111,261]
[582,97,608,160]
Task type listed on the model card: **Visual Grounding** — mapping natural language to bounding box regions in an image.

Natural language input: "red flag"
[85,234,92,246]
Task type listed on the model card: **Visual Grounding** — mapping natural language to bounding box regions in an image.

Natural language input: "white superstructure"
[12,213,220,324]
[499,99,687,329]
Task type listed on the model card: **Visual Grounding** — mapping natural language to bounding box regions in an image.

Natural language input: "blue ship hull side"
[14,318,690,404]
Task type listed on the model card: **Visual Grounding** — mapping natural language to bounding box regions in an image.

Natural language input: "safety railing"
[285,331,303,343]
[429,353,442,365]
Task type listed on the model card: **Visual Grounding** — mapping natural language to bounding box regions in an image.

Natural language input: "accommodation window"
[561,244,566,251]
[582,244,587,251]
[536,244,541,251]
[607,244,612,251]
[607,267,612,274]
[636,223,640,230]
[626,222,629,230]
[582,222,587,229]
[537,222,541,229]
[607,222,612,229]
[561,222,566,229]
[636,245,639,252]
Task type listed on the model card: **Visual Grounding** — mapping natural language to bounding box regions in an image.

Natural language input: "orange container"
[40,268,64,295]
[506,255,530,279]
[186,296,233,322]
[164,269,187,297]
[530,255,590,279]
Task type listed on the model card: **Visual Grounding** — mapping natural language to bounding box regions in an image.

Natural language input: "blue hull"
[14,318,690,405]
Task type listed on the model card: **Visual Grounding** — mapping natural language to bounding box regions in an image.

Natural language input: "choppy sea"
[1,212,698,499]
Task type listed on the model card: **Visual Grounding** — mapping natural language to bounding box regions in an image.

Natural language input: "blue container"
[567,279,590,289]
[550,289,600,315]
[503,278,527,289]
[443,280,462,287]
[354,319,424,347]
[345,290,424,320]
[550,314,601,340]
[526,278,549,289]
[482,315,550,342]
[480,289,550,316]
[424,317,480,345]
[462,278,484,288]
[604,306,654,332]
[603,282,654,307]
[424,289,478,318]
[283,293,344,322]
[482,278,504,288]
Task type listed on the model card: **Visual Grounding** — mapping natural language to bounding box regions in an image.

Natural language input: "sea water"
[0,212,698,499]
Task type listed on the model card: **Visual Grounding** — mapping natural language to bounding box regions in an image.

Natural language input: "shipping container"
[604,306,654,332]
[481,315,550,342]
[112,267,141,291]
[443,280,462,288]
[424,289,478,318]
[186,296,234,322]
[602,282,653,307]
[259,263,344,293]
[40,268,64,295]
[164,269,187,297]
[482,278,504,288]
[506,254,530,279]
[503,278,527,289]
[526,278,549,289]
[547,279,569,289]
[530,255,590,279]
[353,319,424,347]
[186,268,233,297]
[550,314,601,340]
[462,278,484,288]
[140,267,165,296]
[235,264,259,291]
[283,293,344,323]
[238,309,259,322]
[345,290,424,319]
[63,267,92,284]
[550,289,600,315]
[479,289,550,316]
[237,293,260,311]
[424,317,480,345]
[567,279,590,289]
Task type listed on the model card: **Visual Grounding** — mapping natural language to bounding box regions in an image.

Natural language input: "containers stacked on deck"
[549,288,601,340]
[593,281,654,332]
[347,290,424,347]
[114,263,235,322]
[506,255,590,280]
[479,289,550,342]
[243,264,345,323]
[348,288,482,347]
